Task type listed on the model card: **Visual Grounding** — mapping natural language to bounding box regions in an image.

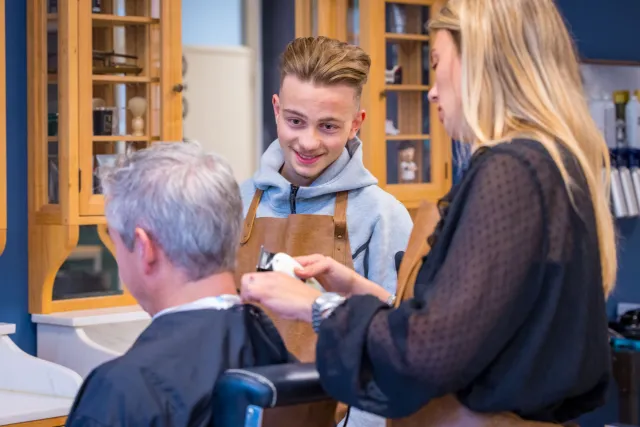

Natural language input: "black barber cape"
[65,304,293,426]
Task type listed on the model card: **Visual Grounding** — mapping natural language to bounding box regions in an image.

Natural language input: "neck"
[280,163,314,187]
[147,271,238,317]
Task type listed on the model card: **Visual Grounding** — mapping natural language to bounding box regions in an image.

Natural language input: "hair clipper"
[256,246,325,292]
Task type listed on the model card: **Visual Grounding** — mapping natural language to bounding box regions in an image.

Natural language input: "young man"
[237,36,413,427]
[239,35,412,306]
[65,143,297,426]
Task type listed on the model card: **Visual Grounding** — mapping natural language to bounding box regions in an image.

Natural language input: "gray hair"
[100,141,243,281]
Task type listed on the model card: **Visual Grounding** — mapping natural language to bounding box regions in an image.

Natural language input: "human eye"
[321,123,339,133]
[287,117,304,127]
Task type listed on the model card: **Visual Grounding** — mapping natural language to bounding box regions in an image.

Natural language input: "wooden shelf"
[92,14,159,27]
[92,75,159,84]
[385,33,429,42]
[385,84,430,91]
[93,135,157,142]
[47,136,57,142]
[47,13,57,21]
[387,134,430,141]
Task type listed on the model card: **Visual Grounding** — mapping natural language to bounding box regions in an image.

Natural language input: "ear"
[133,227,157,275]
[348,109,366,140]
[272,94,280,123]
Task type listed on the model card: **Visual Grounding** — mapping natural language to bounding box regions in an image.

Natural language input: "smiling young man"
[237,36,413,427]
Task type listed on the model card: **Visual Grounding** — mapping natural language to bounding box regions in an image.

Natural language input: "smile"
[294,150,322,165]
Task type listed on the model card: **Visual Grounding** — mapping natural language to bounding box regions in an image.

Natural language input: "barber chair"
[212,362,338,427]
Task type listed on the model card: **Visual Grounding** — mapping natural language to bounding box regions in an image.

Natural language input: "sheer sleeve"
[316,150,549,418]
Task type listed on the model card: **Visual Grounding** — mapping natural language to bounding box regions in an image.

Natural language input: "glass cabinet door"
[347,0,359,44]
[383,2,431,185]
[381,0,451,206]
[31,2,65,220]
[78,0,179,217]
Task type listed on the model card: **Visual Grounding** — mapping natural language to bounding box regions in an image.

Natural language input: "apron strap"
[333,191,349,266]
[241,189,263,244]
[394,201,440,308]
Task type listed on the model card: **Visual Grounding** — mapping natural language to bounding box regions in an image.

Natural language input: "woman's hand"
[293,254,358,296]
[294,254,392,302]
[240,271,322,323]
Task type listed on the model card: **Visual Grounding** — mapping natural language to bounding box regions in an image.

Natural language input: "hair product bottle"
[615,90,639,216]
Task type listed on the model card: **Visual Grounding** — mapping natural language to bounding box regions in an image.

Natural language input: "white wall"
[182,0,243,46]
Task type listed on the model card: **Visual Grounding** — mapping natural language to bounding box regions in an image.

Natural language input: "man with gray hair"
[65,142,293,427]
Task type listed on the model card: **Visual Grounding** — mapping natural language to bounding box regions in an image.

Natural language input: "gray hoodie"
[240,138,412,294]
[240,138,413,427]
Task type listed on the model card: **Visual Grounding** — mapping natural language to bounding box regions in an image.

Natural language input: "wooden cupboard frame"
[27,0,183,314]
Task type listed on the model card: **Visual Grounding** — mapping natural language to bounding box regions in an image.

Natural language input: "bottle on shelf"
[614,90,639,217]
[627,90,640,208]
[588,92,606,137]
[604,92,627,217]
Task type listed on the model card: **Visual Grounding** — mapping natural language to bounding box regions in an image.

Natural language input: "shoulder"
[70,359,145,421]
[477,139,560,175]
[239,179,258,213]
[348,185,412,226]
[468,139,563,189]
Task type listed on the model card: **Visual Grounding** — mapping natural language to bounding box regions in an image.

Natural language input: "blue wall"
[182,0,243,46]
[0,0,31,353]
[557,0,640,62]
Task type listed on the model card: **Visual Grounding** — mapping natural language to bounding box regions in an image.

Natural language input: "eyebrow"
[283,108,340,122]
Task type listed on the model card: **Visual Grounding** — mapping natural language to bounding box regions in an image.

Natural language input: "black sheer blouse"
[316,139,611,423]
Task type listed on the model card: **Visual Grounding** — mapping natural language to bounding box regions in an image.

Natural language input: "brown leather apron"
[387,201,563,427]
[236,189,354,362]
[237,189,354,427]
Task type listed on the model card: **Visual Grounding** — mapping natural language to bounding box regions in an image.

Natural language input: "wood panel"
[4,416,66,427]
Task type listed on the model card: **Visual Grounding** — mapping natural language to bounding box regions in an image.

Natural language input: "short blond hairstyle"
[280,36,371,97]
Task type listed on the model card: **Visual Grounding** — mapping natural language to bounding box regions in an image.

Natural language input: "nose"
[428,84,439,104]
[298,130,322,152]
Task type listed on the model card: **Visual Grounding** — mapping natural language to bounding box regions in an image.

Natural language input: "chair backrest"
[212,363,338,427]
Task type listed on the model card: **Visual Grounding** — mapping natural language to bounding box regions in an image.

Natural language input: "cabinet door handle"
[173,83,187,93]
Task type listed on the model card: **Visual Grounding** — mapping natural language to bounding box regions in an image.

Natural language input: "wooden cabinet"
[27,0,183,314]
[295,0,452,210]
[4,416,66,427]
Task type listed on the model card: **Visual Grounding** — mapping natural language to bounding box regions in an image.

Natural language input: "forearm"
[350,273,393,302]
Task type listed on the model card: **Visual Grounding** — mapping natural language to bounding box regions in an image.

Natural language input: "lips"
[294,150,322,165]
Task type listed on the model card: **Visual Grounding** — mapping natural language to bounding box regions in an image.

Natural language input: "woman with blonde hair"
[241,0,616,424]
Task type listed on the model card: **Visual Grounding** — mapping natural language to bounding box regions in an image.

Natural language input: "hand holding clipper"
[256,246,325,292]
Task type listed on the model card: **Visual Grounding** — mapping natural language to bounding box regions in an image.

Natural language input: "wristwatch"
[386,293,397,307]
[312,292,346,333]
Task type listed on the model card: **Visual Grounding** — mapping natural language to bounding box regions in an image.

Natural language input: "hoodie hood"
[252,138,378,203]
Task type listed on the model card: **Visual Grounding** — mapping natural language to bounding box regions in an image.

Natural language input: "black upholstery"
[212,363,332,426]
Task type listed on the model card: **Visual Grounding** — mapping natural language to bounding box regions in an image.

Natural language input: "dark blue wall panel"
[0,0,32,354]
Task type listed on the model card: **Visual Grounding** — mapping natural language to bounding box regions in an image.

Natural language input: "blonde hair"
[429,0,617,296]
[280,36,371,97]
